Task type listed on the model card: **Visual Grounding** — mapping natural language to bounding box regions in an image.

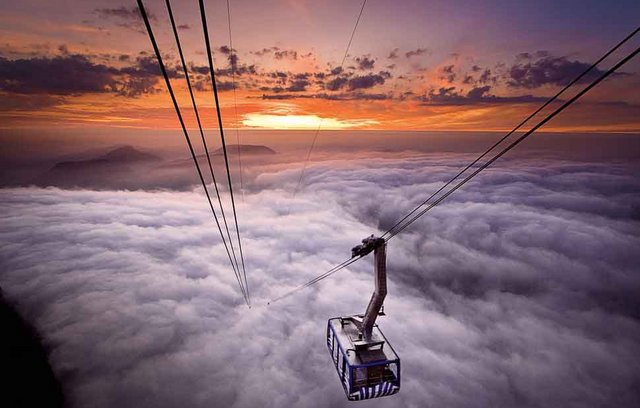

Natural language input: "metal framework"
[326,236,400,400]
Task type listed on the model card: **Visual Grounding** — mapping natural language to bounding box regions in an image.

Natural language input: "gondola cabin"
[327,317,400,400]
[326,236,400,400]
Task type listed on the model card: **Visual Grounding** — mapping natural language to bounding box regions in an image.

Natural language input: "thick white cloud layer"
[1,153,639,408]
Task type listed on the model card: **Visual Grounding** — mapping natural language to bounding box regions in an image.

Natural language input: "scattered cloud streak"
[421,85,548,105]
[0,54,177,97]
[355,56,375,70]
[507,51,610,89]
[94,6,150,22]
[405,48,429,59]
[93,6,153,34]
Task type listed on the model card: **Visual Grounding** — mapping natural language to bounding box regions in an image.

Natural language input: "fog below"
[0,130,639,407]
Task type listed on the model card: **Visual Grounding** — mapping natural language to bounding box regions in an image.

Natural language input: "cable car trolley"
[326,236,400,401]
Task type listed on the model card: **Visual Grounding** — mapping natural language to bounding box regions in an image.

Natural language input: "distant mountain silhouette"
[99,145,160,162]
[28,144,276,190]
[34,146,160,188]
[51,145,159,171]
[212,144,276,156]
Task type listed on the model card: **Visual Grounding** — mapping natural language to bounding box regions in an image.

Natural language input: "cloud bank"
[1,153,639,408]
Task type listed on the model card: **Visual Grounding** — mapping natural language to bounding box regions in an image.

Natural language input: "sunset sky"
[2,3,640,407]
[1,0,639,132]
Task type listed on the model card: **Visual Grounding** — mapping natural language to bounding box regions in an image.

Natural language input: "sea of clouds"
[1,151,639,408]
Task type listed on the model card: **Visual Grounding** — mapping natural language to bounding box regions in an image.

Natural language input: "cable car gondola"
[326,236,400,400]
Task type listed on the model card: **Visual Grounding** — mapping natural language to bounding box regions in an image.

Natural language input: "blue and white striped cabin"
[326,317,400,401]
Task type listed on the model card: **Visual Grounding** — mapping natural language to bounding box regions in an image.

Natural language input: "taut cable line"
[164,0,246,300]
[269,28,640,305]
[199,0,250,305]
[137,0,249,306]
[381,25,640,239]
[386,43,640,240]
[225,0,246,201]
[268,257,358,304]
[291,0,368,201]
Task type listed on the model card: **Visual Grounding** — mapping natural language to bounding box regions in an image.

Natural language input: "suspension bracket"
[351,235,385,258]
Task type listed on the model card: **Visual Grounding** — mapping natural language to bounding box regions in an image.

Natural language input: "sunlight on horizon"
[241,113,378,130]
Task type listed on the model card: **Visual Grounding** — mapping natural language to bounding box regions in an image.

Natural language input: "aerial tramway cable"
[292,0,368,200]
[198,0,250,305]
[226,0,245,201]
[269,27,640,304]
[386,43,640,240]
[381,25,640,240]
[137,0,249,306]
[268,257,358,304]
[164,0,247,300]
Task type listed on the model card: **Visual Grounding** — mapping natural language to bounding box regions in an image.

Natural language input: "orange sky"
[1,0,639,133]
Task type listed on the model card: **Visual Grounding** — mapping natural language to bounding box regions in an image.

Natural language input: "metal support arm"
[361,237,387,340]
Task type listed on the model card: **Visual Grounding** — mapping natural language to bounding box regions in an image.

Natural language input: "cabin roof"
[329,317,398,366]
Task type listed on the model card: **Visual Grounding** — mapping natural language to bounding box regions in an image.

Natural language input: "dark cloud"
[260,92,389,101]
[325,76,348,91]
[460,66,498,87]
[119,55,178,79]
[252,46,298,60]
[0,54,178,97]
[94,6,150,21]
[0,55,119,95]
[355,56,375,70]
[191,60,256,79]
[118,55,179,96]
[413,49,627,99]
[228,53,239,70]
[405,48,429,58]
[330,66,343,76]
[1,148,639,408]
[218,46,233,55]
[286,79,309,92]
[220,63,257,77]
[274,49,298,60]
[269,71,287,79]
[190,65,209,75]
[388,48,400,59]
[399,90,414,101]
[440,64,456,83]
[116,75,160,97]
[215,81,235,92]
[421,85,547,105]
[346,71,391,91]
[252,46,278,56]
[93,6,152,34]
[1,44,627,108]
[478,68,496,84]
[507,53,609,89]
[320,69,391,92]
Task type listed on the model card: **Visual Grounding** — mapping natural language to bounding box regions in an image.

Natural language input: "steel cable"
[164,0,247,300]
[137,0,248,306]
[199,0,250,305]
